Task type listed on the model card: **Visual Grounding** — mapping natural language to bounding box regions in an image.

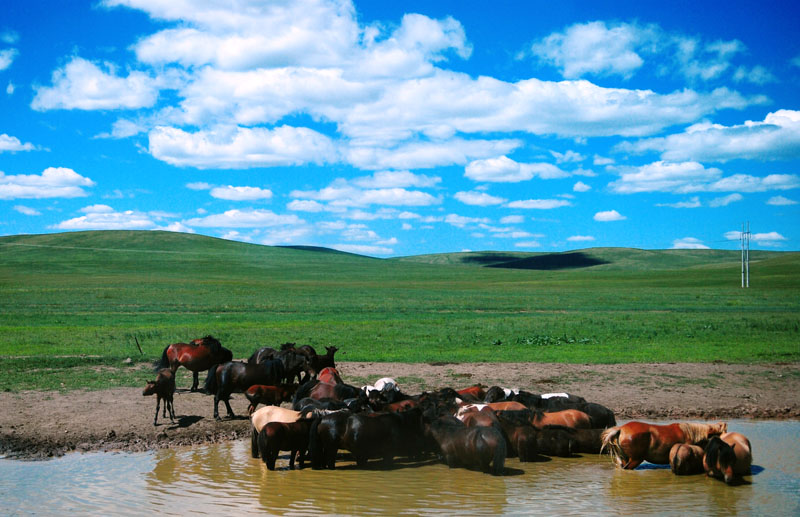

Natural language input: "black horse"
[427,416,506,475]
[308,409,353,470]
[249,344,312,384]
[340,407,425,468]
[204,359,285,420]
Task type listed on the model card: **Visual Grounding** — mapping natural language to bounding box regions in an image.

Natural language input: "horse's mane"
[679,422,728,444]
[201,335,222,354]
[495,409,534,427]
[280,342,296,351]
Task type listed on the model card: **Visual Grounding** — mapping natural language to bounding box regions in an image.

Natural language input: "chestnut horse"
[245,383,298,414]
[669,443,705,475]
[531,409,593,430]
[155,336,233,392]
[317,367,343,385]
[249,406,303,458]
[704,432,752,484]
[601,421,727,469]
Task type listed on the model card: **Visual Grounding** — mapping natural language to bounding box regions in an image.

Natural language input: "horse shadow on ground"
[163,415,203,429]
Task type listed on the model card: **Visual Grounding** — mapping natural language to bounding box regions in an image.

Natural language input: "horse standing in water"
[155,336,233,392]
[704,432,752,484]
[601,421,727,469]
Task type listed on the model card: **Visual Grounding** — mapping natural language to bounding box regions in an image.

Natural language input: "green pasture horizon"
[1,230,798,391]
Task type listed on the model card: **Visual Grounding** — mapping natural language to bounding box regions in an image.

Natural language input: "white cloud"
[709,193,743,207]
[514,241,541,248]
[568,235,595,242]
[657,196,702,208]
[149,125,338,169]
[51,206,156,230]
[767,195,797,206]
[287,199,325,212]
[454,191,506,206]
[186,182,212,190]
[573,181,591,192]
[0,167,95,199]
[291,176,440,208]
[6,82,14,95]
[500,215,525,224]
[0,48,18,71]
[0,134,35,153]
[465,155,569,183]
[352,170,441,188]
[13,205,41,216]
[609,161,798,194]
[531,21,650,79]
[32,57,159,111]
[184,208,304,228]
[752,232,787,246]
[506,199,571,209]
[444,213,490,227]
[620,110,800,163]
[594,210,626,221]
[551,150,585,163]
[347,137,520,171]
[671,237,709,249]
[209,185,273,201]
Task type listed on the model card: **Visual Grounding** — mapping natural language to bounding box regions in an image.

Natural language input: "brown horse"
[457,385,486,402]
[531,409,592,430]
[245,384,298,414]
[602,421,727,469]
[669,443,705,475]
[249,406,303,458]
[155,336,233,392]
[317,367,343,385]
[704,432,752,484]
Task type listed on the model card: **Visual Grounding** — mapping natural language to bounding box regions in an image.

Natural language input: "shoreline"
[1,361,798,460]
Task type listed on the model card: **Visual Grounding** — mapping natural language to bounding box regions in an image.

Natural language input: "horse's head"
[705,435,737,484]
[325,346,338,357]
[708,422,728,437]
[142,381,157,396]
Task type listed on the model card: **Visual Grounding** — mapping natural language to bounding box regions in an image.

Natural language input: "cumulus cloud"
[531,21,651,79]
[573,181,591,192]
[608,160,800,194]
[0,167,95,199]
[32,57,159,111]
[594,210,626,221]
[148,125,338,169]
[290,175,441,209]
[465,156,570,182]
[619,110,800,162]
[568,235,595,242]
[671,237,709,249]
[184,208,304,228]
[767,195,797,206]
[352,170,441,188]
[51,205,156,230]
[725,230,788,246]
[209,185,273,201]
[454,191,506,206]
[657,196,702,208]
[0,134,36,153]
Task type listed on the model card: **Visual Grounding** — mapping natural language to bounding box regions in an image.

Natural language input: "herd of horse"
[144,336,752,484]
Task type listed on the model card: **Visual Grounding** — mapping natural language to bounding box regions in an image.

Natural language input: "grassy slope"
[1,231,798,391]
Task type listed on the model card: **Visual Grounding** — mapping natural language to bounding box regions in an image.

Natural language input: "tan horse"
[669,443,705,475]
[601,421,727,469]
[250,406,302,458]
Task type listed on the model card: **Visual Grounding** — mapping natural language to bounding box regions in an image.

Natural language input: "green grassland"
[1,230,798,391]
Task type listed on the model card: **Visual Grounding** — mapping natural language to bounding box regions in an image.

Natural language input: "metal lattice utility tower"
[741,221,750,288]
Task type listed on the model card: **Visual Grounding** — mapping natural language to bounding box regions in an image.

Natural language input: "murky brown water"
[2,420,799,515]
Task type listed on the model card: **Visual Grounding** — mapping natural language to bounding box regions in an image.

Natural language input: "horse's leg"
[213,394,221,420]
[223,397,235,419]
[191,371,199,392]
[168,395,176,422]
[153,397,160,426]
[622,457,644,469]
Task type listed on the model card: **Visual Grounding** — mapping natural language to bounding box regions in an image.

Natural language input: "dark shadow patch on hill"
[469,252,610,270]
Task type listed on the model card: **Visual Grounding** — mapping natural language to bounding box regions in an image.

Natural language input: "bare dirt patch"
[1,361,798,460]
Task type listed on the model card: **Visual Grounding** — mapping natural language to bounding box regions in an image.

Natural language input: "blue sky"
[1,0,798,257]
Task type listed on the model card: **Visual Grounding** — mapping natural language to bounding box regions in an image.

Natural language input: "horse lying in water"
[703,432,752,484]
[601,421,727,469]
[669,443,705,475]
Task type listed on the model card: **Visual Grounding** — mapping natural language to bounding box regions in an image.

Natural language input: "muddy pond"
[2,420,798,515]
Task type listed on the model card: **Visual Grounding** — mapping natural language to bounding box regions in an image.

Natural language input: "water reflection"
[1,420,798,516]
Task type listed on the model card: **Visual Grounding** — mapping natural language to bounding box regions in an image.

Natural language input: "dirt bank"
[1,361,798,460]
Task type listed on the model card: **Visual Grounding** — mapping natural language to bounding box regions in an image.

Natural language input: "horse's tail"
[308,416,323,469]
[491,430,507,476]
[203,366,218,396]
[600,426,624,467]
[154,345,170,372]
